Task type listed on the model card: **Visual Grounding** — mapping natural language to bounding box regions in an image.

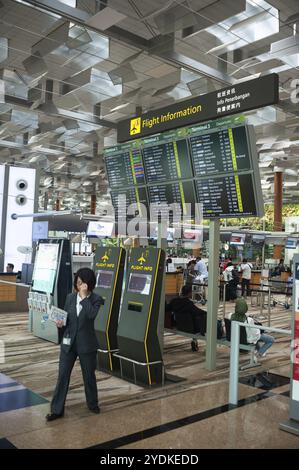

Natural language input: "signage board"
[117,74,279,142]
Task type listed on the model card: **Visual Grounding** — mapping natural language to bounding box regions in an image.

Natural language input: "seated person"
[229,298,274,359]
[166,284,207,351]
[6,263,14,273]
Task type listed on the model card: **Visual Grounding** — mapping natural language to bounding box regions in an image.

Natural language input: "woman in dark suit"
[46,268,103,421]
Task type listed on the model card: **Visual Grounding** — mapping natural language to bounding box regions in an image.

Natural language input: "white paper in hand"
[49,306,68,326]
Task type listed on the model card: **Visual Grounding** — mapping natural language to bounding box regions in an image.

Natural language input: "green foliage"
[221,204,299,231]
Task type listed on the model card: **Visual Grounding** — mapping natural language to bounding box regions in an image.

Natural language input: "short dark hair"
[243,258,247,263]
[74,268,96,292]
[181,284,192,296]
[7,263,14,270]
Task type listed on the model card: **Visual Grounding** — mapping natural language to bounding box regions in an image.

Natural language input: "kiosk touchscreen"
[93,247,126,373]
[29,239,73,343]
[116,247,165,386]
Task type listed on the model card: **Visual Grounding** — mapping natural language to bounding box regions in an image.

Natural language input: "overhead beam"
[23,0,233,85]
[5,94,117,129]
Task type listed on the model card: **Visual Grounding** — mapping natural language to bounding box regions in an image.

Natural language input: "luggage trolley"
[270,275,291,310]
[191,277,208,305]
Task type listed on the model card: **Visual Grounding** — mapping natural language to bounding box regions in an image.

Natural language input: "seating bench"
[164,322,260,370]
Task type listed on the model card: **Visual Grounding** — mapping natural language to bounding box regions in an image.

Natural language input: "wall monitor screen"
[96,270,114,289]
[128,273,152,295]
[183,229,202,243]
[32,221,48,242]
[285,238,297,249]
[87,221,114,238]
[230,233,246,246]
[252,234,265,245]
[32,243,59,294]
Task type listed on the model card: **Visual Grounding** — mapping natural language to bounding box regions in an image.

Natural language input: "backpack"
[231,269,240,285]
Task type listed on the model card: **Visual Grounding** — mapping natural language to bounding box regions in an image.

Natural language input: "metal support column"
[205,219,220,370]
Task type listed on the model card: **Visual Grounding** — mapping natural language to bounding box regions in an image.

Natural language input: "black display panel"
[96,270,114,289]
[190,126,251,177]
[148,180,196,218]
[142,138,193,183]
[105,147,145,188]
[195,173,257,218]
[110,186,148,218]
[128,273,152,296]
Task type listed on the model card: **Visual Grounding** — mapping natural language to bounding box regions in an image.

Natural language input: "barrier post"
[229,320,240,406]
[222,282,226,318]
[268,286,271,327]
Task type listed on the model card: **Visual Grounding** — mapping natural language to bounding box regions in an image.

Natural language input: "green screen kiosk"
[93,246,126,373]
[116,247,165,386]
[30,239,73,344]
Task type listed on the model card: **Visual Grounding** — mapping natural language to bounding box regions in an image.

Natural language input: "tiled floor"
[0,303,298,449]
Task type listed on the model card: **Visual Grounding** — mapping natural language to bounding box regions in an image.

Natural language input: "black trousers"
[51,346,98,415]
[241,278,251,296]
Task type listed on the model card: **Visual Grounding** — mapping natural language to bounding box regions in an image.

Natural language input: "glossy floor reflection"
[0,308,298,449]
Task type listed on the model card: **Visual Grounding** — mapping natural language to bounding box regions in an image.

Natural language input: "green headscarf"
[230,298,248,322]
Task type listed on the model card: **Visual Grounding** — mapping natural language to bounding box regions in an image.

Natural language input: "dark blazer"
[61,292,103,354]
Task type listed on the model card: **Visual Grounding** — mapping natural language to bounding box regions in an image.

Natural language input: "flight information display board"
[195,173,257,218]
[105,144,145,188]
[142,134,193,183]
[105,117,264,220]
[190,126,251,176]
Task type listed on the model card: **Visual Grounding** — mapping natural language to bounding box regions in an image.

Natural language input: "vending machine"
[93,246,126,373]
[116,247,165,386]
[29,239,73,343]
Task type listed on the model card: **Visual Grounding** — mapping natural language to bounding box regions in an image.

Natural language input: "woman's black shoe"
[89,406,100,414]
[46,413,64,422]
[191,340,199,352]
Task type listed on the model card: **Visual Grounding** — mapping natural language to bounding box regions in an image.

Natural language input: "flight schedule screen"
[190,126,251,176]
[110,186,148,218]
[105,147,145,188]
[107,120,262,220]
[148,180,196,218]
[142,138,193,182]
[195,173,257,218]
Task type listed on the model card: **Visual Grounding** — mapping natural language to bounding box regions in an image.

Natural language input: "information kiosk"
[29,239,73,343]
[93,246,126,373]
[116,247,165,386]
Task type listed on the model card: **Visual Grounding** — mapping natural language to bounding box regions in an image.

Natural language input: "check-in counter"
[0,273,17,302]
[0,273,28,313]
[165,272,184,296]
[250,270,261,290]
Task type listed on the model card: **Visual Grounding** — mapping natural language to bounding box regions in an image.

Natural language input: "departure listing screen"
[195,173,256,218]
[142,137,193,182]
[148,180,196,217]
[110,186,148,218]
[105,147,145,188]
[32,243,59,294]
[190,126,251,176]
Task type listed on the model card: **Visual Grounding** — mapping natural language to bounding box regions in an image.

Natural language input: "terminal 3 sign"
[117,73,279,142]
